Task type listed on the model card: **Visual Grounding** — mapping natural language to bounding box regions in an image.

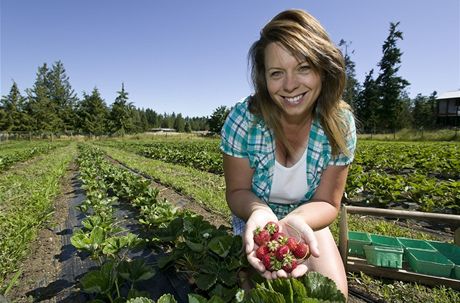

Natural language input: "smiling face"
[264,42,322,125]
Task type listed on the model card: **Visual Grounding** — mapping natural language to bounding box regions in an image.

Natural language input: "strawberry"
[286,237,298,251]
[262,253,273,270]
[256,245,270,260]
[293,242,310,259]
[271,231,287,242]
[267,239,279,252]
[264,221,280,235]
[282,255,297,273]
[253,227,271,246]
[275,244,290,261]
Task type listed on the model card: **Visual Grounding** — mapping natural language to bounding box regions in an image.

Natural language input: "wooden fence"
[338,205,460,290]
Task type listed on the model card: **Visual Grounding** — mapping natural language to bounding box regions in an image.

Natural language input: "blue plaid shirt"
[220,96,356,234]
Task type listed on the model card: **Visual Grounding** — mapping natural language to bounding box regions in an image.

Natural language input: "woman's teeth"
[285,94,303,104]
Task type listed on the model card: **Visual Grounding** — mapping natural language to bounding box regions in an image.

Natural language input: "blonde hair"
[248,9,352,157]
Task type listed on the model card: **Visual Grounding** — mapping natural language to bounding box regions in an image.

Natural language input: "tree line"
[340,22,442,133]
[1,22,450,136]
[0,61,209,136]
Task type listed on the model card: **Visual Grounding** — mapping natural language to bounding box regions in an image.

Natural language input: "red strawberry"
[271,231,287,242]
[267,240,279,252]
[253,228,271,246]
[293,242,310,259]
[256,245,270,260]
[286,237,298,251]
[282,257,297,273]
[264,221,280,235]
[262,254,273,270]
[275,244,290,261]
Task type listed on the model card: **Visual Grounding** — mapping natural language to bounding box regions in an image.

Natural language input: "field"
[0,135,459,303]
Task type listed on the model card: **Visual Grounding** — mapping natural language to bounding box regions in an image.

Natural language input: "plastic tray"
[369,234,402,249]
[406,248,454,278]
[428,241,460,279]
[397,237,436,261]
[348,231,372,257]
[364,244,404,268]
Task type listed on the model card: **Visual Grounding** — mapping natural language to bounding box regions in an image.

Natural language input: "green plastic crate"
[364,234,404,268]
[428,241,460,279]
[364,245,404,268]
[397,237,436,261]
[348,231,372,257]
[370,234,402,249]
[406,248,454,278]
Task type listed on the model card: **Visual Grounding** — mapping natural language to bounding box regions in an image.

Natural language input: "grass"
[97,144,231,218]
[0,143,76,291]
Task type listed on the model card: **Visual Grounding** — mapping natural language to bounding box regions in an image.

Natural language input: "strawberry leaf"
[208,235,233,257]
[195,272,217,290]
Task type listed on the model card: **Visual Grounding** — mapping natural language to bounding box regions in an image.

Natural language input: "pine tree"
[77,88,109,136]
[339,40,360,110]
[0,82,30,131]
[26,63,61,132]
[356,69,379,133]
[48,61,79,132]
[208,106,230,134]
[375,22,410,131]
[109,83,134,135]
[174,113,185,132]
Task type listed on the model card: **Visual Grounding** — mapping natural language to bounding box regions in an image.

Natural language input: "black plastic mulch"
[25,172,191,303]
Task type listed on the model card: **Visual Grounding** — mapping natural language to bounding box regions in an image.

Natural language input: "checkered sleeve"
[329,109,357,166]
[220,100,250,158]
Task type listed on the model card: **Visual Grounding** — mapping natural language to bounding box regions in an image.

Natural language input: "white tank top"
[269,147,308,204]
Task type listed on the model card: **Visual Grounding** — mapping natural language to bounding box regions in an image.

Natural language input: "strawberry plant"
[243,272,346,302]
[155,213,248,302]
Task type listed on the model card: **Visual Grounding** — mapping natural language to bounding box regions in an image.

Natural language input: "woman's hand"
[243,208,279,276]
[246,212,320,280]
[273,214,320,279]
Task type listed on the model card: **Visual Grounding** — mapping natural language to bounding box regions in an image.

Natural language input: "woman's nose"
[283,73,298,92]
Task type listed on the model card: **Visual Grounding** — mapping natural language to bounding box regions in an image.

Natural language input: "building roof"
[437,90,460,100]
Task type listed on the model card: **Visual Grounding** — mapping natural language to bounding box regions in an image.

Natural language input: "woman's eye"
[299,65,311,72]
[270,71,282,78]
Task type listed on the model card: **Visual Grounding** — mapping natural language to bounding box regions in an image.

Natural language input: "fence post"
[455,227,460,246]
[339,205,349,268]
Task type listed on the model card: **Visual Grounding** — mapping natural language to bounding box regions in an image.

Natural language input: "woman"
[220,9,356,298]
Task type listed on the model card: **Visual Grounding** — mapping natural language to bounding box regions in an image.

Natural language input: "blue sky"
[1,0,459,117]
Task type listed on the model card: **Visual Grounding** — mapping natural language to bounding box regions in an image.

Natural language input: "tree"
[184,121,192,133]
[355,69,379,133]
[26,63,61,132]
[375,22,410,131]
[0,82,30,131]
[208,106,230,134]
[48,61,79,132]
[412,91,438,129]
[339,40,360,110]
[77,88,109,136]
[174,113,186,132]
[109,83,134,135]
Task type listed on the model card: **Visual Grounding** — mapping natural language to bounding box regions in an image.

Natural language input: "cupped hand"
[246,213,320,279]
[243,208,278,273]
[266,213,320,279]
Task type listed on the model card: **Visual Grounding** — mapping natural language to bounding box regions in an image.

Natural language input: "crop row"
[96,139,459,214]
[0,143,75,291]
[71,144,345,302]
[0,141,69,172]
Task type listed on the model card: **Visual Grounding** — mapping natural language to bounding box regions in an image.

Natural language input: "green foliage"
[243,272,346,303]
[208,106,230,134]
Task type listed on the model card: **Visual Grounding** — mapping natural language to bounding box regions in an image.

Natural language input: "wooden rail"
[338,205,460,290]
